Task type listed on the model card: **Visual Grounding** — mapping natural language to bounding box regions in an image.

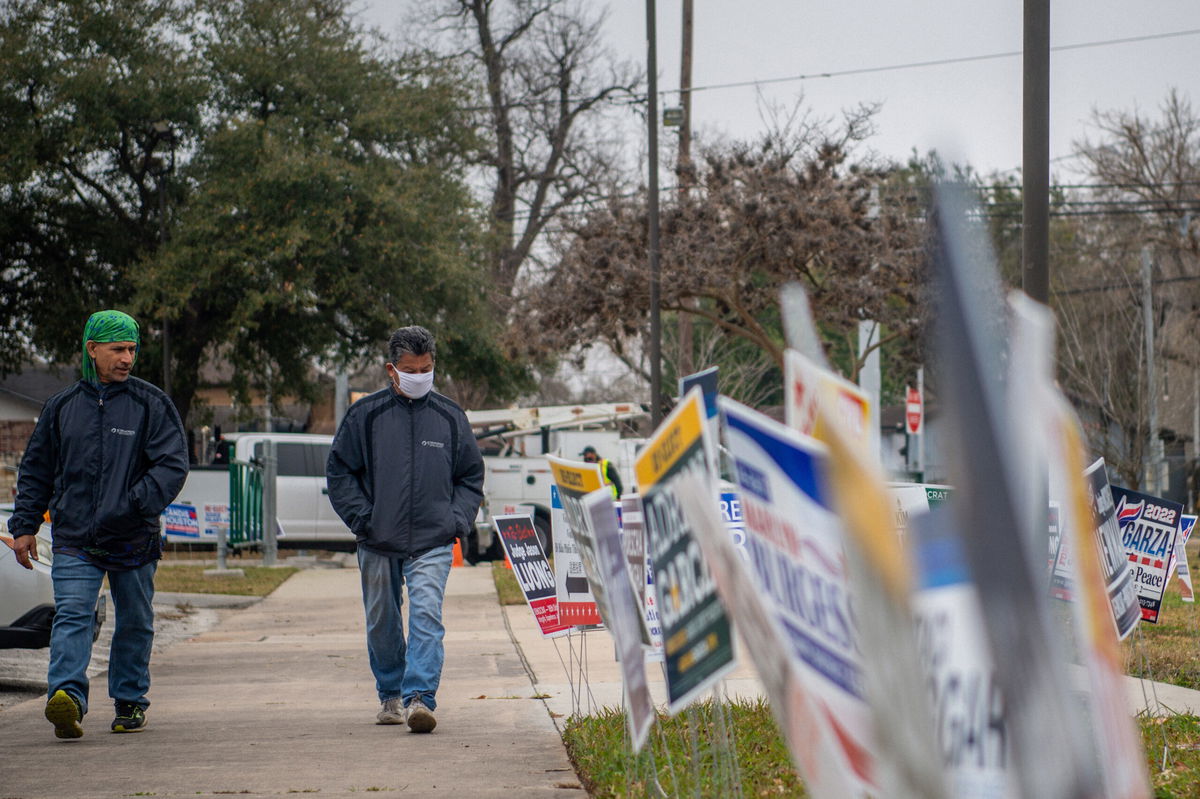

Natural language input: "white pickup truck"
[163,432,352,547]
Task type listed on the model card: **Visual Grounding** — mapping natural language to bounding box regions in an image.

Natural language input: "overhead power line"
[1054,274,1200,297]
[456,28,1200,113]
[507,180,1200,223]
[667,28,1200,98]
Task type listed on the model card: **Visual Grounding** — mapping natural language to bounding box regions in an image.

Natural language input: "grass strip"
[492,560,525,605]
[565,699,806,798]
[154,565,298,596]
[564,699,1200,797]
[1122,585,1200,690]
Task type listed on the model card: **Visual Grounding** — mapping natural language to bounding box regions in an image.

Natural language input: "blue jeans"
[48,556,156,715]
[357,545,454,710]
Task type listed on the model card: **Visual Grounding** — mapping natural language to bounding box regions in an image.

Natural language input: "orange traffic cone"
[452,538,464,567]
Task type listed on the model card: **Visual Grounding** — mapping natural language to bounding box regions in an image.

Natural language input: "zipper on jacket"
[91,387,105,543]
[408,400,416,555]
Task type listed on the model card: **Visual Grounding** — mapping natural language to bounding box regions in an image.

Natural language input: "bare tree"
[1052,219,1151,488]
[515,109,930,399]
[1059,89,1200,489]
[424,0,641,311]
[1074,89,1200,260]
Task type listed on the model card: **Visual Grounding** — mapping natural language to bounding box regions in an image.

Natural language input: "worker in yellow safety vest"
[580,446,622,498]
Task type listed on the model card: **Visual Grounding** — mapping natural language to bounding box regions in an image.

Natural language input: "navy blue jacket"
[326,388,483,559]
[10,377,189,558]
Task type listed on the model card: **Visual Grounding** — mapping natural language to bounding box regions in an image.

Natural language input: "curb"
[153,591,261,609]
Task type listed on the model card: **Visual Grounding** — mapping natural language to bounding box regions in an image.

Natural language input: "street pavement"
[1,563,582,799]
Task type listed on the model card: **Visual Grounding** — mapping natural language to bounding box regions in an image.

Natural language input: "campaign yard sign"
[493,514,571,638]
[584,489,657,753]
[636,388,735,714]
[1167,513,1195,581]
[620,494,663,654]
[163,503,200,538]
[1053,460,1141,639]
[886,483,954,542]
[1174,515,1196,603]
[719,398,877,797]
[550,456,624,629]
[910,510,1011,799]
[1047,502,1061,575]
[1111,485,1182,624]
[548,478,603,628]
[784,348,872,455]
[719,489,747,556]
[680,366,721,476]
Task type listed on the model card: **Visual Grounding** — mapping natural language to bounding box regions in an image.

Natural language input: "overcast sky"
[359,1,1200,180]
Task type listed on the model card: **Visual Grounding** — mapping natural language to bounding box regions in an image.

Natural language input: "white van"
[164,433,351,546]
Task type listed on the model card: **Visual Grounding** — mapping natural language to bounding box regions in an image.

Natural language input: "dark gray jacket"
[326,387,483,558]
[10,377,189,555]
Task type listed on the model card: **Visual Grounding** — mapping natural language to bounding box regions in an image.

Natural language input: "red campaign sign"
[905,386,923,435]
[558,601,602,626]
[528,597,566,633]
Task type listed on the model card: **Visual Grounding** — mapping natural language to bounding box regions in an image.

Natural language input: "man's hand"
[13,535,37,569]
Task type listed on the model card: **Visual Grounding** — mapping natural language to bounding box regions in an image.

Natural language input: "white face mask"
[392,368,434,398]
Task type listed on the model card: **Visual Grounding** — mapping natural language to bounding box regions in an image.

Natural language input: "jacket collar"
[79,377,132,396]
[391,387,431,409]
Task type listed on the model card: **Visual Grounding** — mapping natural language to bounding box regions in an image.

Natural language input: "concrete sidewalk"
[1,564,582,798]
[503,595,1200,722]
[504,606,766,723]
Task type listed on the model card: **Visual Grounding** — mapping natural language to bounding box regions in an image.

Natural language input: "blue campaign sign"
[722,407,832,513]
[163,503,200,538]
[679,366,719,420]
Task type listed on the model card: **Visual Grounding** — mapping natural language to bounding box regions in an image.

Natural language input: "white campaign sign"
[584,488,656,752]
[719,398,877,797]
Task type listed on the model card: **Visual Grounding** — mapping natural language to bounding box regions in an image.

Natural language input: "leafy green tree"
[0,0,206,370]
[0,0,522,426]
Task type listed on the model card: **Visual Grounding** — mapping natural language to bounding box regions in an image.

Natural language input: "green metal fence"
[229,459,264,547]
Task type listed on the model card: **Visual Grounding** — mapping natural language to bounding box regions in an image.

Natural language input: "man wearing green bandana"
[10,310,189,739]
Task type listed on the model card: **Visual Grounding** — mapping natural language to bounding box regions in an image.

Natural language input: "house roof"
[0,365,77,409]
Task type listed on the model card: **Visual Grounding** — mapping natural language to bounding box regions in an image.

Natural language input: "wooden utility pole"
[1022,0,1050,304]
[676,0,695,378]
[646,0,663,425]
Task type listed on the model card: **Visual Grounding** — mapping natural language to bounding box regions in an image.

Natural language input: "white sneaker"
[406,698,436,733]
[377,697,405,725]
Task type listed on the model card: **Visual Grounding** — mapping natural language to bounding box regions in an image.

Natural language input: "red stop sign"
[905,386,923,435]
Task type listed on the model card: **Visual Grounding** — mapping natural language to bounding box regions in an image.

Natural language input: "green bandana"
[81,310,140,384]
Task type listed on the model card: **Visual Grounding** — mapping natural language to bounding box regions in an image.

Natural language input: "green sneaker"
[45,690,84,739]
[111,702,147,733]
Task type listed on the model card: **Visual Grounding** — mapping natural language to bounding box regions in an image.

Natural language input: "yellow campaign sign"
[549,458,605,497]
[635,390,706,491]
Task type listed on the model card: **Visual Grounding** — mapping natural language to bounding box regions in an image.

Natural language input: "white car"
[0,508,105,649]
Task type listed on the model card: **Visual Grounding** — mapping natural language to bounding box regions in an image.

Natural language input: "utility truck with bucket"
[465,402,646,563]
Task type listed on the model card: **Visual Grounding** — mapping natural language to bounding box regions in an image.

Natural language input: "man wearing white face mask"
[326,325,483,733]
